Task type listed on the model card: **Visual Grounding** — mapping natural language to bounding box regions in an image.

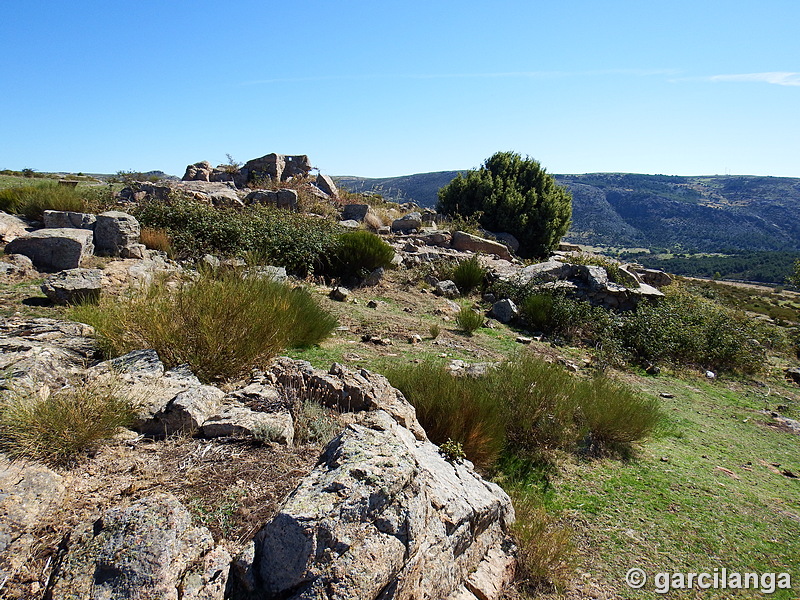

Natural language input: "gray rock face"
[0,317,98,390]
[0,211,34,243]
[451,231,512,260]
[94,211,141,257]
[50,494,227,600]
[634,267,673,288]
[341,204,371,221]
[392,212,423,233]
[490,298,518,324]
[244,188,298,210]
[88,350,225,438]
[270,358,426,440]
[200,405,294,444]
[315,173,338,197]
[329,286,350,301]
[42,210,97,230]
[0,456,66,584]
[244,265,288,283]
[232,410,514,600]
[519,260,574,282]
[41,268,103,305]
[242,153,312,184]
[5,228,94,271]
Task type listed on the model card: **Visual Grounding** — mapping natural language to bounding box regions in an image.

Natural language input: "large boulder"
[392,212,423,233]
[451,231,512,260]
[490,298,518,324]
[94,211,142,258]
[182,160,214,182]
[42,210,96,230]
[230,410,515,600]
[241,154,312,185]
[41,268,103,305]
[5,228,94,271]
[315,173,338,197]
[49,494,229,600]
[341,204,371,222]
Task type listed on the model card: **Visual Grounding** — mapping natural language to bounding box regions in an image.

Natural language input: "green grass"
[69,271,338,382]
[536,375,800,599]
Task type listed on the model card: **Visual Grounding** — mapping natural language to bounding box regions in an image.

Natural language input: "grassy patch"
[69,271,338,382]
[0,381,136,465]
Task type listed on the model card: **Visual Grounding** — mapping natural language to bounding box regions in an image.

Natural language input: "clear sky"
[1,1,798,178]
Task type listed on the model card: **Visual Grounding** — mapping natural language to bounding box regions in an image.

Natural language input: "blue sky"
[1,1,798,178]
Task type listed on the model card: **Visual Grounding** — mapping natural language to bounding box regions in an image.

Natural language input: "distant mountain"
[335,172,800,253]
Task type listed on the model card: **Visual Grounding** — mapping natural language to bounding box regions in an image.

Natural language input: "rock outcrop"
[229,410,515,600]
[41,267,104,305]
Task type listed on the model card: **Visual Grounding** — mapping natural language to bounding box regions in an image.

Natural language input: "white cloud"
[710,72,800,86]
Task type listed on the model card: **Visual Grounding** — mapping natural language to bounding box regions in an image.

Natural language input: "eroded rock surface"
[230,410,515,600]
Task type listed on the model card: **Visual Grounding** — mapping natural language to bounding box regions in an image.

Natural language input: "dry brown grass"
[139,227,173,257]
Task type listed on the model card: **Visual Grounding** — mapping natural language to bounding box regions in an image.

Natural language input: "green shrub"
[387,353,660,469]
[384,361,505,470]
[329,230,395,279]
[69,271,338,382]
[455,305,485,334]
[450,255,486,295]
[611,286,770,373]
[133,198,342,276]
[520,290,612,342]
[0,181,87,220]
[0,382,136,465]
[521,293,555,332]
[574,376,662,452]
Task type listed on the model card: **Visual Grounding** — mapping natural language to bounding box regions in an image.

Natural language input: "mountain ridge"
[335,171,800,253]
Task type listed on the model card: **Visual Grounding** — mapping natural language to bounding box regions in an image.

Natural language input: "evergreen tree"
[436,151,572,258]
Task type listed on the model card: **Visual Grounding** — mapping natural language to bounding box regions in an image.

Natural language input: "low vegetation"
[133,197,343,276]
[386,353,661,470]
[0,381,136,465]
[0,180,115,220]
[455,305,485,334]
[69,271,338,381]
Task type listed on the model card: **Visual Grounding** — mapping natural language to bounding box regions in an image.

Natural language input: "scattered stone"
[5,228,94,271]
[40,268,103,305]
[338,219,360,229]
[659,392,675,398]
[362,267,385,287]
[0,253,36,279]
[434,279,460,298]
[409,334,422,344]
[367,299,379,308]
[392,212,423,233]
[245,265,288,283]
[329,286,350,301]
[489,298,518,324]
[705,370,716,379]
[515,336,533,344]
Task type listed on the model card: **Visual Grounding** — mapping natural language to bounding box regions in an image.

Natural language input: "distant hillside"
[336,172,800,253]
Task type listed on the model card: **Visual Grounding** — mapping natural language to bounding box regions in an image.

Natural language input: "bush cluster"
[133,197,343,277]
[69,270,338,382]
[500,278,784,374]
[386,353,661,469]
[0,181,115,220]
